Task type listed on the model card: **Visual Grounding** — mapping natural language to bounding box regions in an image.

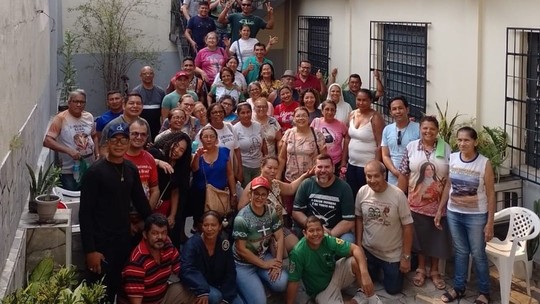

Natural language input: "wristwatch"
[401,254,411,261]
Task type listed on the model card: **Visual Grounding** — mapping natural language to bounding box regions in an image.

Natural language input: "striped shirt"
[122,238,180,303]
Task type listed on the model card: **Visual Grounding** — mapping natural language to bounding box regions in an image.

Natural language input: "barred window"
[298,16,330,76]
[370,21,429,120]
[505,28,540,184]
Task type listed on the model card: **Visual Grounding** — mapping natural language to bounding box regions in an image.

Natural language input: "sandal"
[441,288,465,303]
[413,268,426,287]
[430,271,446,290]
[474,293,490,304]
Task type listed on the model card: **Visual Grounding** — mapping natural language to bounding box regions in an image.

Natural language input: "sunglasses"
[397,130,402,146]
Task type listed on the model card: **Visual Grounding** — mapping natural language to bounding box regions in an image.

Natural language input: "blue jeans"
[60,174,79,191]
[346,164,366,197]
[235,253,288,303]
[446,210,490,294]
[364,248,403,295]
[208,286,244,304]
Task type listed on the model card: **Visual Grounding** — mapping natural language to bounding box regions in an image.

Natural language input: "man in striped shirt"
[120,214,194,304]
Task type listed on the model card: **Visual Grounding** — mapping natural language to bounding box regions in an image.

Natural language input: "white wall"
[0,0,57,296]
[290,0,540,128]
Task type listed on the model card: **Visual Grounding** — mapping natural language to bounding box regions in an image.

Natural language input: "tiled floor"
[268,262,540,303]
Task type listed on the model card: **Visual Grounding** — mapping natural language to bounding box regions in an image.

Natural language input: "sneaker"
[367,294,383,304]
[352,292,367,304]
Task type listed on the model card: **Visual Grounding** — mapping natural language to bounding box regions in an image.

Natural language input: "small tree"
[68,0,159,92]
[58,30,79,105]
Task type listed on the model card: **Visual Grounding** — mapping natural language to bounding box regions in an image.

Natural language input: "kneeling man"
[120,213,194,303]
[355,160,414,295]
[286,216,381,304]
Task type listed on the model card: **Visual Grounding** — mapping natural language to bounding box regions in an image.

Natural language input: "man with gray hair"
[43,89,97,190]
[355,160,414,295]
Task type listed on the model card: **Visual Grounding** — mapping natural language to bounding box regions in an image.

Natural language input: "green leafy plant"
[527,199,540,261]
[58,30,79,105]
[435,101,463,144]
[1,256,106,304]
[477,126,509,180]
[26,162,62,203]
[68,0,160,92]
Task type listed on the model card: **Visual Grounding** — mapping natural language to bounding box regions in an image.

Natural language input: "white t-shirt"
[233,121,264,168]
[229,38,258,71]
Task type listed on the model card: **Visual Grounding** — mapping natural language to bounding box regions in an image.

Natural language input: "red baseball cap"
[251,176,271,191]
[175,70,189,80]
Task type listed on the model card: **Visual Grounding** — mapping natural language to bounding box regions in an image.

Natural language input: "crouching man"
[286,216,382,304]
[119,213,194,304]
[355,160,414,295]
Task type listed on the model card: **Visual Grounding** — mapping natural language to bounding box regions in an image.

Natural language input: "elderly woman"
[181,211,244,304]
[277,107,326,215]
[437,126,495,304]
[398,115,452,291]
[300,88,322,124]
[253,97,282,157]
[195,31,228,88]
[232,176,288,304]
[155,108,189,142]
[246,81,274,118]
[149,132,192,247]
[273,85,300,132]
[208,67,245,105]
[311,100,349,176]
[191,126,238,228]
[193,101,208,127]
[220,95,239,124]
[346,89,384,196]
[212,56,248,94]
[158,94,201,140]
[233,103,267,186]
[327,82,352,126]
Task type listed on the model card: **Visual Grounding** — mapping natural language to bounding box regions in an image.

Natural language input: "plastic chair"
[485,207,540,304]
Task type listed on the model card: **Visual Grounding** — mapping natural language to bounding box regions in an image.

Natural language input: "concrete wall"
[0,0,58,296]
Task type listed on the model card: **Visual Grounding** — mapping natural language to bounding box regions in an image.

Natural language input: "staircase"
[169,0,287,62]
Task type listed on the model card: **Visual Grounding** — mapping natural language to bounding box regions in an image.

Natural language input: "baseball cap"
[251,176,271,191]
[281,69,296,79]
[175,70,189,80]
[107,122,129,139]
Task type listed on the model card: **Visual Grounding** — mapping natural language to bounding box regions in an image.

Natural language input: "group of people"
[40,1,496,303]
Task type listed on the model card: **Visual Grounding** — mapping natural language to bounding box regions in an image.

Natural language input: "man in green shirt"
[286,216,382,304]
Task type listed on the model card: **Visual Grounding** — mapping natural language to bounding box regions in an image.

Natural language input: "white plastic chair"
[485,207,540,304]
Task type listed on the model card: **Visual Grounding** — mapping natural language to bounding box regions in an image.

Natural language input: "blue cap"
[107,122,129,139]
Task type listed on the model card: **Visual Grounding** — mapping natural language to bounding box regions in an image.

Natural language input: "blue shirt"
[381,121,420,185]
[192,146,230,190]
[95,110,122,132]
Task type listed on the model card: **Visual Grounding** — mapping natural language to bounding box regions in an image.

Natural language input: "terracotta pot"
[35,194,60,223]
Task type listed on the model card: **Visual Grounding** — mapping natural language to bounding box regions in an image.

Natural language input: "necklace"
[112,163,125,182]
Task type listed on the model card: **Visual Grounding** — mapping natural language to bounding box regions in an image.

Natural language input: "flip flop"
[413,268,426,287]
[441,288,465,303]
[430,271,446,290]
[474,293,490,304]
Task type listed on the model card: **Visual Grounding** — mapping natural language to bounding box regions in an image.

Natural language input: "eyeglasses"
[397,130,402,146]
[221,103,233,107]
[108,137,130,145]
[182,103,195,107]
[130,132,147,138]
[71,100,86,105]
[252,191,268,198]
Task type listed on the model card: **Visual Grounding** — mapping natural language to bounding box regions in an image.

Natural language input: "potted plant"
[26,162,62,222]
[477,126,509,181]
[1,256,107,303]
